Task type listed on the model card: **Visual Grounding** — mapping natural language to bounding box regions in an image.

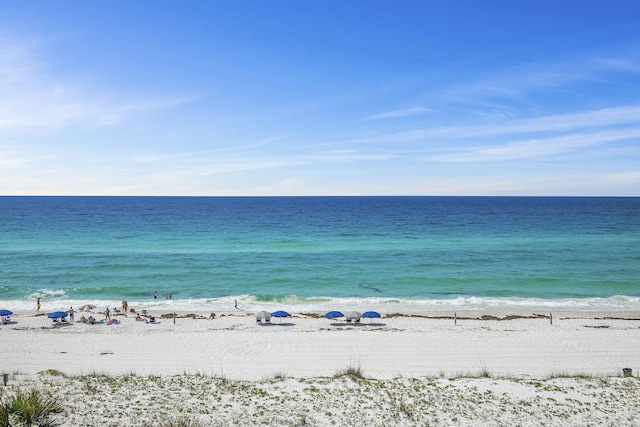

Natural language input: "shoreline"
[10,306,640,320]
[4,292,640,316]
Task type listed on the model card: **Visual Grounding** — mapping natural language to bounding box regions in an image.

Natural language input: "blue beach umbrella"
[47,311,68,319]
[0,309,13,316]
[324,311,344,319]
[362,311,381,323]
[270,310,291,324]
[270,310,291,318]
[362,311,381,319]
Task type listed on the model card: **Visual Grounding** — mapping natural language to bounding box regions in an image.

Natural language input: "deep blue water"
[1,196,639,312]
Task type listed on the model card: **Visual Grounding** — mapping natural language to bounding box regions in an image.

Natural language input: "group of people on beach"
[79,314,97,324]
[36,293,161,324]
[37,290,160,314]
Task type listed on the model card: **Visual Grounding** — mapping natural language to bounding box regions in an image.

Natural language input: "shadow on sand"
[258,322,296,327]
[330,322,386,327]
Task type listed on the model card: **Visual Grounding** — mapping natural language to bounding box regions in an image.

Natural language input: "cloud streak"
[424,128,640,162]
[0,35,195,132]
[346,105,640,148]
[364,107,432,121]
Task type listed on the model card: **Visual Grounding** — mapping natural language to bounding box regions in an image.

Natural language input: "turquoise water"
[1,196,639,312]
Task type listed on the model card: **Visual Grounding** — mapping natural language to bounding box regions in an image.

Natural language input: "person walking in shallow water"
[36,298,41,311]
[153,290,158,299]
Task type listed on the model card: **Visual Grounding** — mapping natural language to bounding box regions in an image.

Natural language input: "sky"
[1,1,639,196]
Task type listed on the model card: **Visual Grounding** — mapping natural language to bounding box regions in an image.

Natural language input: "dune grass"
[0,388,64,427]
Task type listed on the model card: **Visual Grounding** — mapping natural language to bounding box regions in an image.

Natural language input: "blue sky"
[1,1,639,196]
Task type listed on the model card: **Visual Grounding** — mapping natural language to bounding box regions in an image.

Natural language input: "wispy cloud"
[315,151,395,163]
[0,36,40,84]
[364,107,431,121]
[133,136,292,164]
[589,54,640,74]
[0,35,194,132]
[418,49,640,121]
[438,105,640,139]
[424,128,640,162]
[346,105,640,147]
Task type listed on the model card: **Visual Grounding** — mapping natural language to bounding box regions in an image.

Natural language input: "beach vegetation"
[479,366,492,378]
[121,371,138,382]
[158,416,206,426]
[82,370,112,380]
[334,363,366,381]
[548,371,596,380]
[0,388,64,427]
[448,368,494,380]
[385,390,418,422]
[37,369,64,377]
[1,373,638,425]
[266,371,287,382]
[6,371,24,380]
[213,372,229,385]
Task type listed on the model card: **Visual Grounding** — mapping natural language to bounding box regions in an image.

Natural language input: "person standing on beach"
[105,307,111,321]
[36,298,40,311]
[68,307,74,322]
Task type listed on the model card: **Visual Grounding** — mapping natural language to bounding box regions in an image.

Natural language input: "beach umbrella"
[0,309,12,316]
[270,310,291,323]
[270,310,291,318]
[324,311,344,319]
[362,311,381,319]
[346,311,361,322]
[79,304,96,312]
[47,311,68,319]
[362,311,381,323]
[255,311,272,323]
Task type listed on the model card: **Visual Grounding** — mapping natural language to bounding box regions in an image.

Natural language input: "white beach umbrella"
[346,311,362,322]
[256,311,271,323]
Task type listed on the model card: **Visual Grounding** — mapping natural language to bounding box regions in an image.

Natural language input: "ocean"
[1,196,639,313]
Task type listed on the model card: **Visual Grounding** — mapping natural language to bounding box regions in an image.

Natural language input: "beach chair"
[346,312,362,323]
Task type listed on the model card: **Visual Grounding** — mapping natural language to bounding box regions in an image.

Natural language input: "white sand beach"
[2,309,640,426]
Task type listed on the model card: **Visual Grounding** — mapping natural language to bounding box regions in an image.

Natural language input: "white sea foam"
[28,288,67,299]
[3,294,639,315]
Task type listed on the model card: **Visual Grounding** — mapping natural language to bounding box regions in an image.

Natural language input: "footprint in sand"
[211,340,271,359]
